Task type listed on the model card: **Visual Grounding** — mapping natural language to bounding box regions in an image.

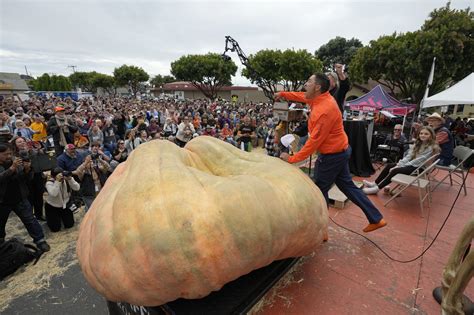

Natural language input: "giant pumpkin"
[77,136,328,306]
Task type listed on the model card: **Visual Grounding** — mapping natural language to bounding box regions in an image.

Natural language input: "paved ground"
[256,168,474,315]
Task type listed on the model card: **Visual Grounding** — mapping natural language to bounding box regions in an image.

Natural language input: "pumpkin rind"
[77,136,328,306]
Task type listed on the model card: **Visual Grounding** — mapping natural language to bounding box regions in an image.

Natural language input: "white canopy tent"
[422,72,474,108]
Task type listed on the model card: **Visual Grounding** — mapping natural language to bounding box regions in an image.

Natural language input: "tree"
[113,65,149,96]
[315,36,363,71]
[150,74,175,88]
[91,73,117,95]
[69,71,96,91]
[242,49,282,100]
[350,3,473,105]
[242,49,322,98]
[280,49,323,91]
[33,73,72,91]
[171,53,237,100]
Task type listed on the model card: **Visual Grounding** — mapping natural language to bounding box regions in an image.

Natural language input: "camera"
[62,171,72,177]
[91,153,99,160]
[19,150,30,162]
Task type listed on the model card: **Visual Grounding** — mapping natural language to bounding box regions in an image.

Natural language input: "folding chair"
[384,157,440,217]
[431,145,474,196]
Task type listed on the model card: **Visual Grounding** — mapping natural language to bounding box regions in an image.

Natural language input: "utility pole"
[24,66,29,76]
[68,65,77,73]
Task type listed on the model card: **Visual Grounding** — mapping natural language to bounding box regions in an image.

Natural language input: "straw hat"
[426,112,445,124]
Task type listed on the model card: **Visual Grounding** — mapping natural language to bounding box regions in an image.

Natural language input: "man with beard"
[47,106,78,156]
[276,73,386,233]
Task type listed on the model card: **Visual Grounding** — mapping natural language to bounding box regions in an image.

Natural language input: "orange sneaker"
[363,219,387,233]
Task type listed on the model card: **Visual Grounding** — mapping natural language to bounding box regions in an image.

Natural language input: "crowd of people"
[0,93,300,252]
[0,65,471,252]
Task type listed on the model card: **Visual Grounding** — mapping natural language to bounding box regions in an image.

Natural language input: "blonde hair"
[411,126,439,159]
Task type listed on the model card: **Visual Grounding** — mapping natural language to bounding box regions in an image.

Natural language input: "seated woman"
[44,167,81,232]
[363,126,439,195]
[384,124,409,160]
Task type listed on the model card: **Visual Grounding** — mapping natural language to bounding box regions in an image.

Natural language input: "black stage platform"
[108,258,300,315]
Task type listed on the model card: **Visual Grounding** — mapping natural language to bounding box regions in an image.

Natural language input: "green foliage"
[350,3,473,105]
[280,49,323,91]
[242,49,322,99]
[91,73,117,95]
[113,65,149,96]
[33,73,72,91]
[150,74,175,87]
[171,53,237,99]
[315,36,363,71]
[69,72,96,91]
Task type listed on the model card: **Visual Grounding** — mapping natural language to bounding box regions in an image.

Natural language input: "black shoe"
[37,241,50,252]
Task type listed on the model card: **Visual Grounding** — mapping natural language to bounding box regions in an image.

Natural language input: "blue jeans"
[315,146,383,224]
[0,199,45,244]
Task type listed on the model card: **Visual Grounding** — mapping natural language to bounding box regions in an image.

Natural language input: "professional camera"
[91,153,99,160]
[62,170,72,177]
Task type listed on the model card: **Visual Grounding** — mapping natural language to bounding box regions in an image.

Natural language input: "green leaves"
[150,74,175,87]
[315,36,363,71]
[33,73,72,91]
[113,65,149,96]
[242,49,322,98]
[349,3,473,105]
[170,53,237,99]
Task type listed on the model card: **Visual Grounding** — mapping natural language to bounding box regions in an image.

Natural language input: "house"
[0,72,30,98]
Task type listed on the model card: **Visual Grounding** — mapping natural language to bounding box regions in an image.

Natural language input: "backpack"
[0,238,43,280]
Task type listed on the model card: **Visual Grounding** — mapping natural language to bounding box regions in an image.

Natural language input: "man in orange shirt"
[276,73,386,232]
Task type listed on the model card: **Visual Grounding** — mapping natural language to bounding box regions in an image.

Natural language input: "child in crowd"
[363,126,439,195]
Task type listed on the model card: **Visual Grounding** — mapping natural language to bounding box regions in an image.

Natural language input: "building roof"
[0,72,30,91]
[152,81,258,92]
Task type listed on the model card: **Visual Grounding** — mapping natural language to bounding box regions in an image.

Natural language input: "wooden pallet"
[328,181,363,209]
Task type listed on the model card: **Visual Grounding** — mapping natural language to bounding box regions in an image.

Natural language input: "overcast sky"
[0,0,471,86]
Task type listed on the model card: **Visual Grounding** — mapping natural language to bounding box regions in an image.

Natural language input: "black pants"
[28,172,45,219]
[375,163,416,189]
[45,203,74,232]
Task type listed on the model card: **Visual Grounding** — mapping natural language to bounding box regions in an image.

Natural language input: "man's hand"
[9,158,22,172]
[84,155,92,166]
[23,160,31,172]
[280,152,290,162]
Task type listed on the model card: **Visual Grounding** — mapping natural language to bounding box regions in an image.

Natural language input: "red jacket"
[279,91,348,163]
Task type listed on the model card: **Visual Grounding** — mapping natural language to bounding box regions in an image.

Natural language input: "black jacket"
[330,77,351,113]
[0,163,33,204]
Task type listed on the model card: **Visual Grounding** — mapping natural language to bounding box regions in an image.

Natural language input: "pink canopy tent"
[346,85,416,115]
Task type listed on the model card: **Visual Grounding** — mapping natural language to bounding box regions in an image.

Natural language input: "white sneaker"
[383,186,391,194]
[363,186,380,195]
[363,180,377,188]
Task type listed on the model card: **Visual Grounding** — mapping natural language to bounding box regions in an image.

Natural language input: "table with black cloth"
[343,120,375,177]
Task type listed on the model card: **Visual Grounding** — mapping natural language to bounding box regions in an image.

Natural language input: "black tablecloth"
[343,120,374,177]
